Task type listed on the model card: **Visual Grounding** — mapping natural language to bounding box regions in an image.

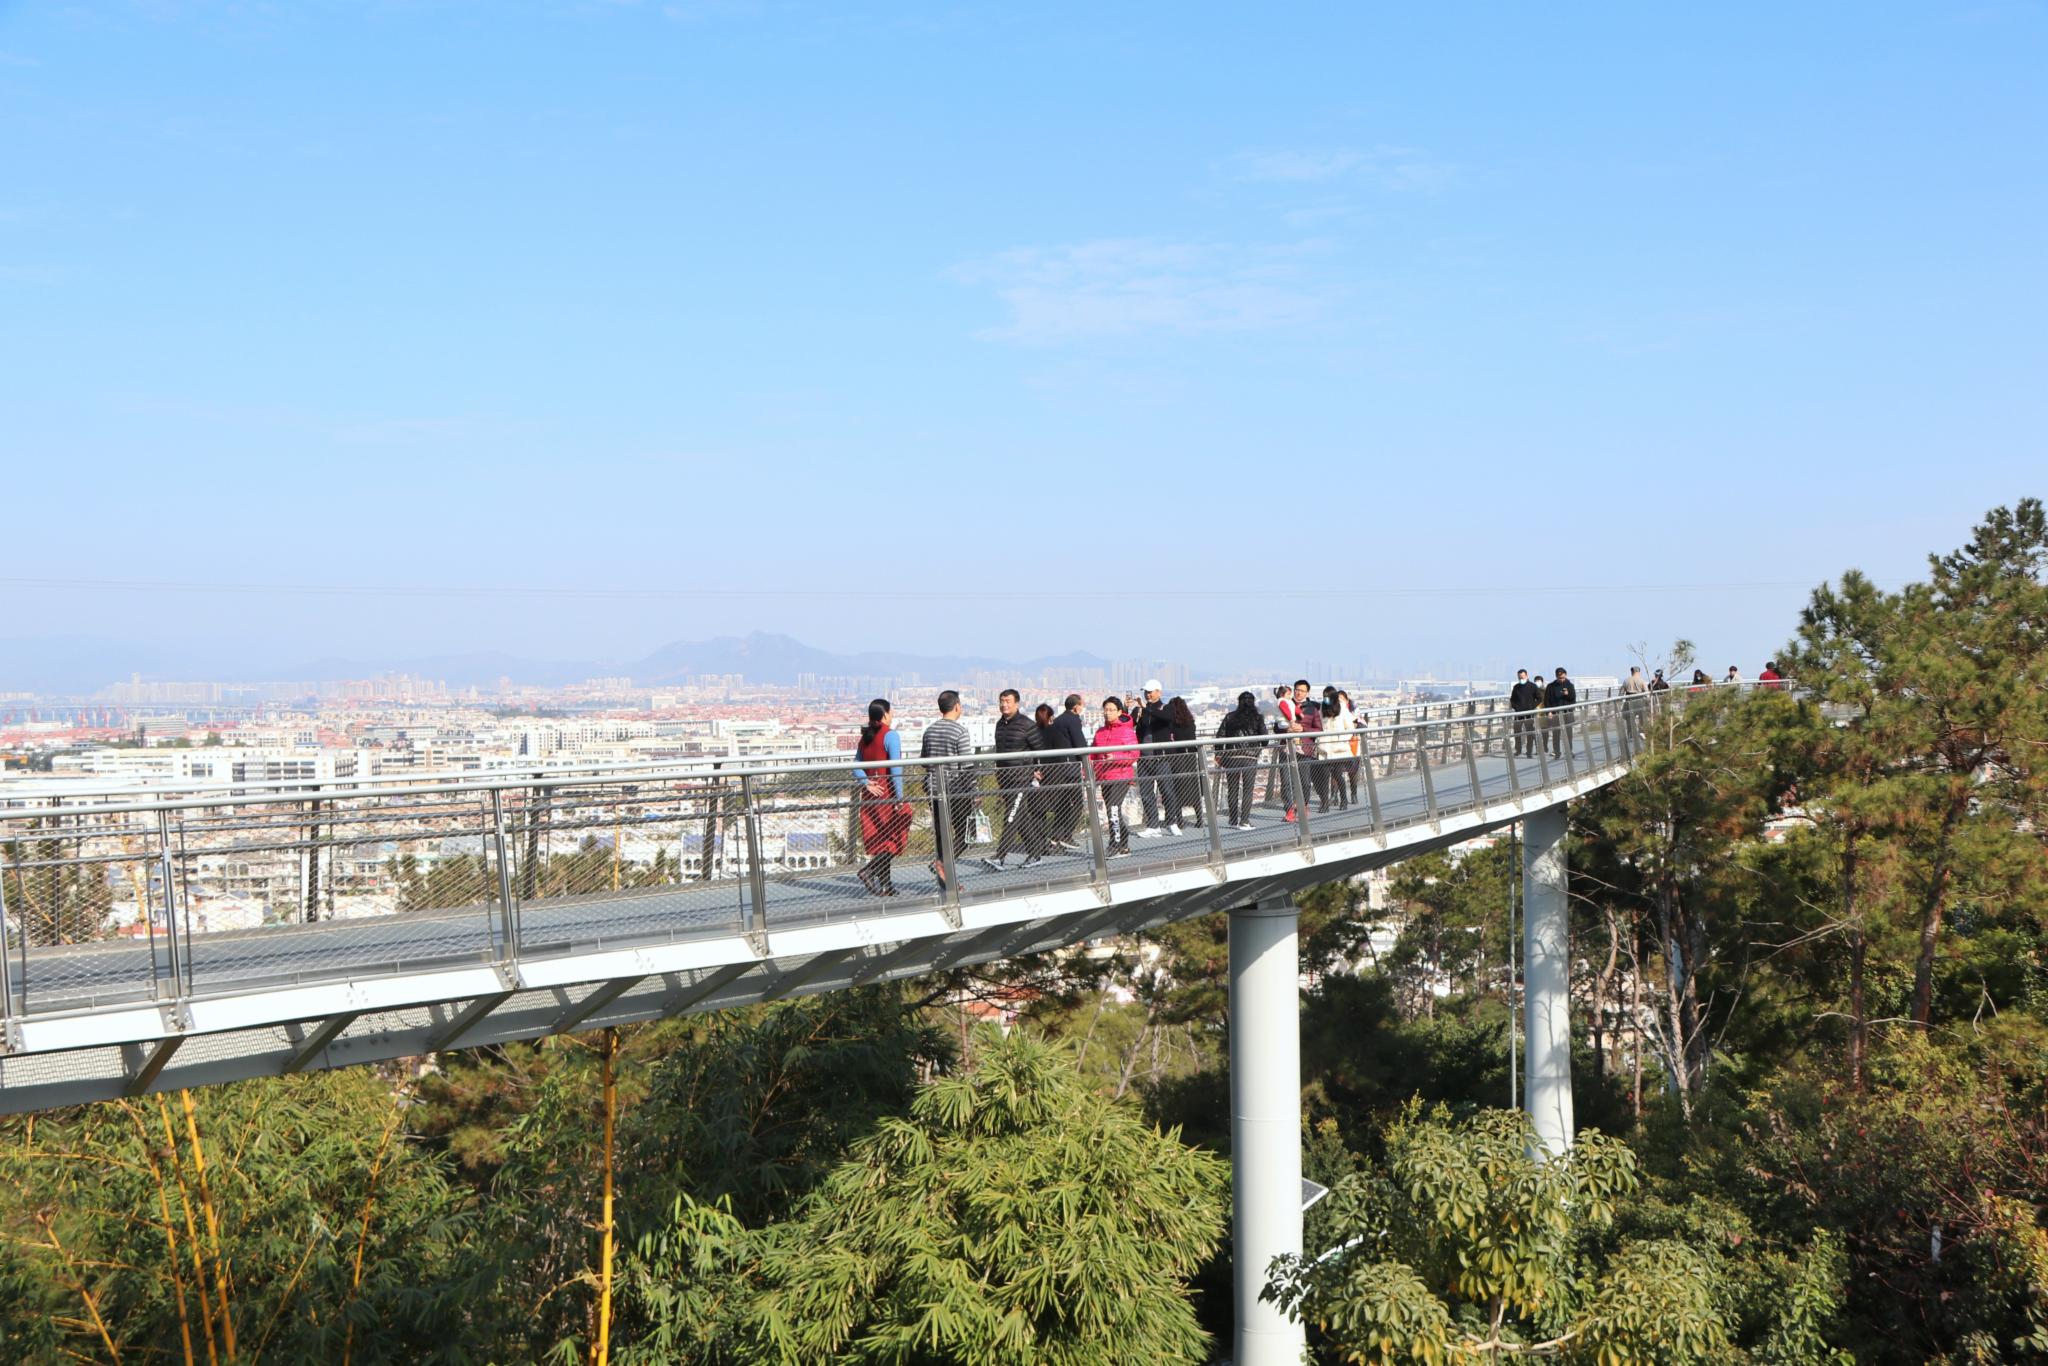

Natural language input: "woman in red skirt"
[853,698,909,896]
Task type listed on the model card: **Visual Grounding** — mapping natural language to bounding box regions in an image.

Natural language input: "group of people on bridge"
[848,677,1437,898]
[846,659,1790,898]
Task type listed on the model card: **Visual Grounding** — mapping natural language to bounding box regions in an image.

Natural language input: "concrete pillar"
[1229,897,1306,1365]
[1522,803,1575,1154]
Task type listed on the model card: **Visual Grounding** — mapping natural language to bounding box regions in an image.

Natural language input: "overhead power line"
[0,576,1818,603]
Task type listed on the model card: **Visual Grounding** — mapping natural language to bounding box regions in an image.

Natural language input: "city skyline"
[2,624,1673,701]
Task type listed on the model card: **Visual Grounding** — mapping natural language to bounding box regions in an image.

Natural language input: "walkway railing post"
[1288,744,1313,851]
[490,790,519,963]
[1462,720,1483,812]
[0,846,15,1023]
[738,774,771,950]
[1361,732,1384,837]
[1204,757,1226,873]
[1080,761,1110,895]
[155,810,186,1001]
[1417,739,1440,830]
[1229,895,1306,1365]
[933,767,962,922]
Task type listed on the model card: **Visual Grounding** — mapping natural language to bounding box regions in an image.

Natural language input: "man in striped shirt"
[920,689,977,890]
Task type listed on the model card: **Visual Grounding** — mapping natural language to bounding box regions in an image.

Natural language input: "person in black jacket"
[1215,691,1266,828]
[1044,692,1091,851]
[985,688,1046,871]
[1163,696,1202,828]
[1542,667,1577,758]
[1509,668,1543,758]
[1132,680,1173,837]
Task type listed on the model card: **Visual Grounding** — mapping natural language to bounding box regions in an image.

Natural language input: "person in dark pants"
[1216,691,1265,828]
[1090,697,1139,855]
[985,688,1045,871]
[1132,680,1173,837]
[1542,667,1577,758]
[1032,702,1064,850]
[919,689,976,890]
[1046,692,1091,851]
[1163,695,1202,828]
[1510,668,1543,757]
[1298,699,1334,812]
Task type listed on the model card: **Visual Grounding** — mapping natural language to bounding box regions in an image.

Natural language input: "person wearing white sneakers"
[1132,679,1170,838]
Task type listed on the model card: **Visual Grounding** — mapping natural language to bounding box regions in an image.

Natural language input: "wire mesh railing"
[0,684,1749,1023]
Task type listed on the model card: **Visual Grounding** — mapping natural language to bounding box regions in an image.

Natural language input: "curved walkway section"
[0,691,1651,1112]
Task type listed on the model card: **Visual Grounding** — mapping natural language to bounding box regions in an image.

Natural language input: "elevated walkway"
[0,689,1653,1112]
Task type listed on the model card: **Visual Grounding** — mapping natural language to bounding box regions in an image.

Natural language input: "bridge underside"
[0,753,1622,1113]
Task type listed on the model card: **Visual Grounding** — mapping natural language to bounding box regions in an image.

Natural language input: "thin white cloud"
[949,238,1330,343]
[1226,145,1455,193]
[1231,149,1364,183]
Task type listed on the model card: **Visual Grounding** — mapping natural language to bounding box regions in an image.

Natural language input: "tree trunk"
[1843,830,1867,1091]
[1591,908,1620,1082]
[1656,876,1698,1116]
[1911,798,1962,1028]
[1630,916,1644,1121]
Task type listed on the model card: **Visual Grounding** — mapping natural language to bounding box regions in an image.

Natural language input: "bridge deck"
[0,694,1652,1112]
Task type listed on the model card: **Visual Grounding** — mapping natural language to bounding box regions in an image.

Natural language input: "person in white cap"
[1132,678,1176,836]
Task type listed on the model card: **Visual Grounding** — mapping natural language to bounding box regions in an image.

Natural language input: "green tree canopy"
[646,1024,1229,1365]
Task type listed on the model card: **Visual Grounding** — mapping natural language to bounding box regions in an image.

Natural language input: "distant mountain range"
[1,632,1118,695]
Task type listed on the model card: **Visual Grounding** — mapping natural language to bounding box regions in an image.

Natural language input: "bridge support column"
[1229,896,1305,1365]
[1522,804,1575,1154]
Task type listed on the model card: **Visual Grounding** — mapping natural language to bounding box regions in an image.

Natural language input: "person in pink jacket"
[1090,696,1139,856]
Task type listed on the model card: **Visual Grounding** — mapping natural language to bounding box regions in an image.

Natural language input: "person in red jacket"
[1090,696,1139,857]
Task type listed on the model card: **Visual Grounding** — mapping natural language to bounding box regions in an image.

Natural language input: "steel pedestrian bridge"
[3,683,1725,1365]
[0,688,1656,1113]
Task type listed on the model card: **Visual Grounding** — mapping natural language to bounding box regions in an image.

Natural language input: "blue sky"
[2,1,2043,681]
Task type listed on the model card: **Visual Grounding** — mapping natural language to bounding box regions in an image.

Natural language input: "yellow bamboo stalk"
[594,1027,619,1366]
[339,1104,404,1366]
[39,1215,123,1365]
[248,1239,321,1361]
[180,1089,237,1360]
[157,1094,220,1366]
[120,1102,198,1366]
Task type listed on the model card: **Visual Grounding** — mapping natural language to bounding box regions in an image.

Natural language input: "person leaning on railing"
[1215,691,1265,830]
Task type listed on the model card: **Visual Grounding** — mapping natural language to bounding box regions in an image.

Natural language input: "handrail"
[0,684,1778,1033]
[0,682,1732,823]
[0,682,1646,804]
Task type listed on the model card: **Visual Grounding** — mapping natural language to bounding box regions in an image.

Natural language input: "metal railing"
[0,683,1753,1028]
